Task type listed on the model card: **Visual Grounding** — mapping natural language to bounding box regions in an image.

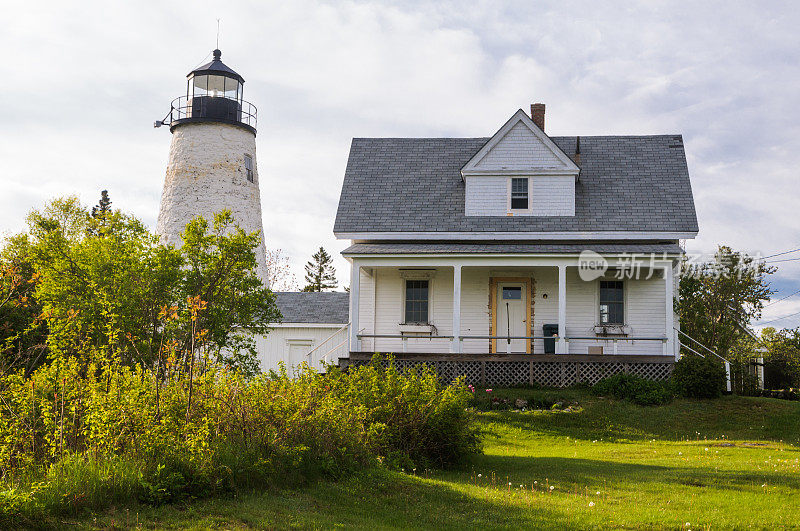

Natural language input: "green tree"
[757,327,800,388]
[91,190,112,219]
[26,197,182,367]
[0,234,47,375]
[179,211,281,375]
[17,198,279,376]
[677,245,774,359]
[303,246,337,292]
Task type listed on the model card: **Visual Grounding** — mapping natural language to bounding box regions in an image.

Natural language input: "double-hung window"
[510,177,529,210]
[404,280,429,324]
[599,280,624,324]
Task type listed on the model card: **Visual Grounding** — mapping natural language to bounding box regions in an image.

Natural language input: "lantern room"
[156,49,257,134]
[188,49,244,101]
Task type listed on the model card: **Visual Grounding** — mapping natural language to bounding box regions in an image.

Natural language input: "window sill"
[399,324,434,334]
[593,324,630,336]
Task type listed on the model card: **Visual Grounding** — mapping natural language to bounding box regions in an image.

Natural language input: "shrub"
[0,355,480,523]
[672,354,727,399]
[592,373,673,406]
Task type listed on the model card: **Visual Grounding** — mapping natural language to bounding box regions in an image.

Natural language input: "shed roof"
[274,292,349,325]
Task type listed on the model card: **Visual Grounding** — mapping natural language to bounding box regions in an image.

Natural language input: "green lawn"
[70,390,800,529]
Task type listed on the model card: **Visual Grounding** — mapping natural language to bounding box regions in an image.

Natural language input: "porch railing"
[306,323,350,366]
[356,333,668,355]
[674,327,732,392]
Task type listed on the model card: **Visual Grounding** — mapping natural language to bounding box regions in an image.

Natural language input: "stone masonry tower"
[155,49,268,283]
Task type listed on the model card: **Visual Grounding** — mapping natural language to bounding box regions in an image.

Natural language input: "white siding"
[464,175,575,217]
[530,176,575,216]
[475,122,568,170]
[257,325,348,372]
[464,176,507,216]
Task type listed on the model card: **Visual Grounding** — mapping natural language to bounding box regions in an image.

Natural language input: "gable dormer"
[462,106,580,217]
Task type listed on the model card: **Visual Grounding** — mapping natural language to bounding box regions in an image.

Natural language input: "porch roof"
[342,241,683,256]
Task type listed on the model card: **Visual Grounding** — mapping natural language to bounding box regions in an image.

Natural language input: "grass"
[58,389,800,529]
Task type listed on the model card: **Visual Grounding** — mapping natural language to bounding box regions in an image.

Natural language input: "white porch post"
[557,264,567,354]
[349,260,360,353]
[664,262,675,359]
[451,265,462,353]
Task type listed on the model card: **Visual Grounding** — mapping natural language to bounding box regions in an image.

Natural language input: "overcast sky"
[1,1,799,327]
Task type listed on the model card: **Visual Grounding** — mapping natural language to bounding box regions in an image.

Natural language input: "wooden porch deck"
[342,352,674,387]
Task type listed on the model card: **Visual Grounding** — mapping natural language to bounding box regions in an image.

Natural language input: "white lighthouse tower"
[155,49,268,282]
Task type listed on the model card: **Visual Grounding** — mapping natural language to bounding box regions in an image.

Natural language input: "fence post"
[725,361,732,393]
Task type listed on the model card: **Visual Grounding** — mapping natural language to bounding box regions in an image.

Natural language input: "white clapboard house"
[331,104,699,387]
[258,292,349,372]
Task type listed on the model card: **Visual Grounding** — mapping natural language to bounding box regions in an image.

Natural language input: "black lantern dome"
[156,49,257,134]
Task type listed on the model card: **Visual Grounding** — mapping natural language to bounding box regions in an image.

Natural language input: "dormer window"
[510,178,529,210]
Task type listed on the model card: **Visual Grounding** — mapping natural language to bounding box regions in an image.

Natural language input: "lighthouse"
[155,49,268,283]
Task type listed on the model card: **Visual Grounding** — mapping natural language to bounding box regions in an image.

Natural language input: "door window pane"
[502,286,522,300]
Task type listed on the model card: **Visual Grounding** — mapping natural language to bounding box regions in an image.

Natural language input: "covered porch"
[342,243,681,384]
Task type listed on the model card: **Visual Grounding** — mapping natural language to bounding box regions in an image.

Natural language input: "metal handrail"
[357,334,667,341]
[358,334,454,339]
[161,95,258,129]
[564,336,667,341]
[459,335,551,340]
[673,327,731,392]
[674,328,728,362]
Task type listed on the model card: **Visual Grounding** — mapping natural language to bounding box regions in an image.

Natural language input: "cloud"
[1,0,799,323]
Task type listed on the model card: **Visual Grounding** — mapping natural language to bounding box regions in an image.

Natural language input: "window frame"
[244,154,254,183]
[403,278,431,325]
[508,177,530,212]
[598,280,625,325]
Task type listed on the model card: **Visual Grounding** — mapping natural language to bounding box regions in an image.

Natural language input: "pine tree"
[303,246,337,292]
[91,190,112,219]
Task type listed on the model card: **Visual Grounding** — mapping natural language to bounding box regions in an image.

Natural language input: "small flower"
[596,491,601,495]
[486,388,493,393]
[704,448,709,451]
[549,486,555,490]
[588,501,595,507]
[477,473,482,478]
[534,481,538,485]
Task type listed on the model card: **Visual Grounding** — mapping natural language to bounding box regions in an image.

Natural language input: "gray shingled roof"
[342,242,683,255]
[274,292,349,324]
[333,135,698,234]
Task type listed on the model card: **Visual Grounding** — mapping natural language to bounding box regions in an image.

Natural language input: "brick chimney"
[530,103,545,131]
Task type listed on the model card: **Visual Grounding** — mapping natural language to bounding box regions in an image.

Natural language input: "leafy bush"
[0,355,479,523]
[592,373,673,406]
[672,354,727,399]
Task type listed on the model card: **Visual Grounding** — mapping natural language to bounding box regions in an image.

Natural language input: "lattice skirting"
[346,358,673,387]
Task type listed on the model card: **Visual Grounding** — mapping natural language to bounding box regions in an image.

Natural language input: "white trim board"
[269,322,347,328]
[337,231,698,240]
[460,109,580,179]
